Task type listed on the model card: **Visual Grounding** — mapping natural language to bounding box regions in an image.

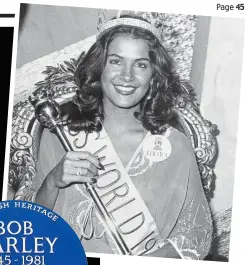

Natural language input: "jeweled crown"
[97,10,161,40]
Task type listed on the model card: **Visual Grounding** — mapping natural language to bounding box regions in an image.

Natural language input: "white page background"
[1,1,247,264]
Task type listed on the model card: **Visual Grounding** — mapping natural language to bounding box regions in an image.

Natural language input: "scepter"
[29,89,132,255]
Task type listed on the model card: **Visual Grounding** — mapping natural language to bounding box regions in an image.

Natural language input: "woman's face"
[101,36,153,109]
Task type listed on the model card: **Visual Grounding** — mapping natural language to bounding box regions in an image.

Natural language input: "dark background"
[1,27,13,200]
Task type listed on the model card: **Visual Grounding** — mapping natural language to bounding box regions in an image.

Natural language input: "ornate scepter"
[29,90,132,255]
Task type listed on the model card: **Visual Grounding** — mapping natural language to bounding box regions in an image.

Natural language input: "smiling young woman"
[14,14,213,260]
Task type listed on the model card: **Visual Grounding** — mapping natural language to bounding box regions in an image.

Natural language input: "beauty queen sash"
[62,127,173,255]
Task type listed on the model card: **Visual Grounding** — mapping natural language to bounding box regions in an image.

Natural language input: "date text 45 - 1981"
[217,3,245,12]
[0,255,45,265]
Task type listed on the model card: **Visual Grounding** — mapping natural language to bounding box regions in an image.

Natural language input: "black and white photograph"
[2,1,247,264]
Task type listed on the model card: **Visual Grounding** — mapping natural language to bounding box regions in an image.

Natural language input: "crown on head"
[97,10,162,40]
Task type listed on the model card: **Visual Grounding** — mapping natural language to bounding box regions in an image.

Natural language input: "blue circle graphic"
[0,200,87,265]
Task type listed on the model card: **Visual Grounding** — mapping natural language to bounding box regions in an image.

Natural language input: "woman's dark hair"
[68,15,194,135]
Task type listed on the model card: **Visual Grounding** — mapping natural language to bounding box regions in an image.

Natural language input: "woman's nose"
[119,64,135,82]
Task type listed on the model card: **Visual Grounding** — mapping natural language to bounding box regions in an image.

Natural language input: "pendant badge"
[142,134,172,162]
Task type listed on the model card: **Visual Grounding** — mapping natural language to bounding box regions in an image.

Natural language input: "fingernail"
[96,161,105,170]
[98,156,106,162]
[99,163,105,170]
[91,177,97,184]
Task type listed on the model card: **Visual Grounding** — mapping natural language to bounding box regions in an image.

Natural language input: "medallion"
[142,134,172,162]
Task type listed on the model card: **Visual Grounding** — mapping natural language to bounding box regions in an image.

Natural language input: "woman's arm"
[14,129,100,211]
[13,129,61,204]
[35,170,60,210]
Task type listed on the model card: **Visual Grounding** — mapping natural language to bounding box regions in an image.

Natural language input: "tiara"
[97,11,161,40]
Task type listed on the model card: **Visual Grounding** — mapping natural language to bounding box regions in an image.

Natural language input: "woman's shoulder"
[167,126,195,156]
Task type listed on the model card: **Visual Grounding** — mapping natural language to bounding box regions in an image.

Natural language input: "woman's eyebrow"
[107,53,123,59]
[134,58,151,63]
[107,54,151,62]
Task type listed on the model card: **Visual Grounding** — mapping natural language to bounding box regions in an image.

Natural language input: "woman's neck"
[103,98,142,134]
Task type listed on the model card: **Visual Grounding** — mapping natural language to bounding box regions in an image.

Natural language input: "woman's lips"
[114,85,137,95]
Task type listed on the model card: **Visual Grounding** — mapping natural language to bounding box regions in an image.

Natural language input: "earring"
[147,78,154,99]
[149,78,154,88]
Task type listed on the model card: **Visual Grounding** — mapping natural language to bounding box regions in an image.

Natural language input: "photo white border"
[2,1,248,264]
